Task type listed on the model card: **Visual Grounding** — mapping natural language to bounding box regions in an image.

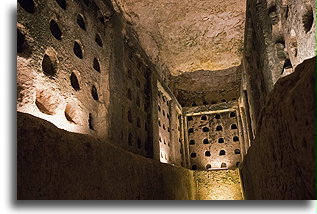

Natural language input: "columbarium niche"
[122,42,152,157]
[35,89,60,115]
[17,0,112,137]
[42,48,58,76]
[157,87,172,163]
[186,109,242,170]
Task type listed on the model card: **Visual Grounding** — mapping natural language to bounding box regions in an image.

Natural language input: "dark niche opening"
[73,41,83,59]
[70,72,80,91]
[50,20,62,40]
[18,0,35,14]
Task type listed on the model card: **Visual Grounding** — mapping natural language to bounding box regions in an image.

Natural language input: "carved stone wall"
[17,112,196,200]
[242,0,316,135]
[17,0,112,138]
[184,102,243,171]
[240,57,316,199]
[157,86,172,163]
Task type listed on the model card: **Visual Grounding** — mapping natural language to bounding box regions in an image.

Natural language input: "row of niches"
[125,67,150,118]
[158,104,170,120]
[158,91,170,105]
[17,25,101,103]
[158,119,170,133]
[126,67,149,89]
[159,135,170,147]
[124,44,151,155]
[17,23,103,97]
[189,136,239,145]
[17,4,103,101]
[124,41,152,94]
[160,151,170,162]
[158,121,171,150]
[51,13,105,49]
[18,0,109,26]
[126,68,148,88]
[18,41,100,132]
[32,45,101,102]
[127,88,148,111]
[125,71,150,138]
[127,110,148,131]
[50,20,103,73]
[191,161,240,170]
[187,111,236,121]
[157,91,171,117]
[34,89,97,131]
[187,123,237,134]
[126,94,149,154]
[158,91,171,131]
[128,132,148,152]
[124,46,150,113]
[41,42,101,74]
[126,88,149,152]
[18,1,106,53]
[17,11,105,145]
[122,34,153,158]
[126,79,149,154]
[17,1,106,95]
[157,88,172,163]
[190,149,241,158]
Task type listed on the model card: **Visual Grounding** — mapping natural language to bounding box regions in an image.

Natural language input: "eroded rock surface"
[194,170,243,200]
[112,0,246,75]
[171,66,242,106]
[240,57,316,199]
[17,112,196,200]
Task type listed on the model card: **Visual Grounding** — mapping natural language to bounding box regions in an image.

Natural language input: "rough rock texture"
[239,57,316,199]
[109,12,155,158]
[111,0,246,76]
[17,112,195,200]
[171,66,242,107]
[17,0,186,163]
[242,0,316,134]
[194,170,243,200]
[17,0,113,137]
[186,109,242,171]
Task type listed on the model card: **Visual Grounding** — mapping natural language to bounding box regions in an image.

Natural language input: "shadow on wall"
[239,57,316,200]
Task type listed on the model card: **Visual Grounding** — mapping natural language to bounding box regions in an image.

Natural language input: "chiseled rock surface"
[112,0,246,75]
[240,57,316,199]
[17,112,195,200]
[17,0,112,137]
[194,170,243,200]
[170,65,242,106]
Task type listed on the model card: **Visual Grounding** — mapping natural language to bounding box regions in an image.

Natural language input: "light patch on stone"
[112,0,246,75]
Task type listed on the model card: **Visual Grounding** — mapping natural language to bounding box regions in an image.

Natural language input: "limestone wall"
[170,66,242,107]
[242,0,316,135]
[194,170,243,200]
[239,57,316,199]
[157,86,172,163]
[183,102,243,170]
[109,14,154,158]
[17,0,187,166]
[17,112,195,200]
[17,0,112,138]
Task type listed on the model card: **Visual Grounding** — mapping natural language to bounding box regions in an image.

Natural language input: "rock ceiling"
[112,0,246,76]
